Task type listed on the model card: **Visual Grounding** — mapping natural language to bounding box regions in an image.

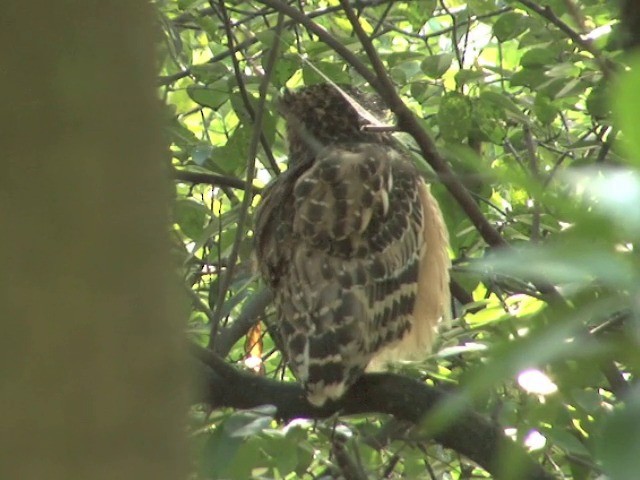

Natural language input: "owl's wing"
[262,143,448,406]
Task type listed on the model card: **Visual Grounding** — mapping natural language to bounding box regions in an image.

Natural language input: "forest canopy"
[158,1,640,478]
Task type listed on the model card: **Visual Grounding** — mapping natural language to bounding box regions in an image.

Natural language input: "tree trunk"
[0,3,186,479]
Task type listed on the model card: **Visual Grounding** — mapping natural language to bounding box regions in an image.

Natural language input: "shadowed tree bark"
[0,3,187,479]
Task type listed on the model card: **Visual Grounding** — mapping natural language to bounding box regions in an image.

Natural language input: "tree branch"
[258,0,507,250]
[212,0,279,174]
[212,287,273,357]
[172,168,262,192]
[517,0,615,79]
[190,343,555,480]
[158,0,395,87]
[207,4,283,347]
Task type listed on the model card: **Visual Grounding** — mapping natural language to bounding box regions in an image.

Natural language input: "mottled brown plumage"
[255,84,450,406]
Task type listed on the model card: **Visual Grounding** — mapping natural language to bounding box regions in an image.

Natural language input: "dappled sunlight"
[517,368,558,396]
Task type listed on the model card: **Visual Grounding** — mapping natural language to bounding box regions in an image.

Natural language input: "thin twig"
[208,4,284,347]
[212,288,273,357]
[158,0,393,87]
[439,0,463,69]
[173,168,262,192]
[211,1,280,174]
[523,125,541,242]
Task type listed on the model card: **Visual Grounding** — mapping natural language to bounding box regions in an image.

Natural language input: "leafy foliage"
[159,0,639,478]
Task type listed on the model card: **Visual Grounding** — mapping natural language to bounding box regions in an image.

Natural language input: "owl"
[254,84,450,406]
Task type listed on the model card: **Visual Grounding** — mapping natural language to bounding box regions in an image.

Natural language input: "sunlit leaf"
[481,243,638,288]
[561,167,640,237]
[613,53,640,163]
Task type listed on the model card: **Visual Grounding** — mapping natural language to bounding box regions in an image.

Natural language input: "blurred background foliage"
[157,0,640,478]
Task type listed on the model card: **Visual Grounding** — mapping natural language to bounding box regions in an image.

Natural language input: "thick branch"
[190,344,554,480]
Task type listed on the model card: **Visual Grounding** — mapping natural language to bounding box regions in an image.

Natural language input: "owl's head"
[280,84,389,165]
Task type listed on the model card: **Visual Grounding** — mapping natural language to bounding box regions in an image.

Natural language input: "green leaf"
[224,406,276,438]
[420,53,454,78]
[437,92,472,142]
[480,91,529,124]
[455,68,486,86]
[187,83,228,110]
[302,60,350,85]
[482,242,638,288]
[190,63,230,84]
[223,124,252,171]
[174,199,209,240]
[410,81,429,101]
[552,77,586,99]
[542,427,591,458]
[493,12,530,42]
[545,62,581,78]
[224,439,265,479]
[520,48,557,68]
[167,120,199,150]
[571,389,605,415]
[472,96,508,143]
[271,53,299,87]
[468,0,501,15]
[613,53,640,163]
[586,83,611,119]
[178,0,199,9]
[389,66,407,84]
[261,434,300,475]
[510,67,547,89]
[562,167,640,237]
[199,425,243,479]
[534,93,558,124]
[596,389,640,480]
[191,144,213,166]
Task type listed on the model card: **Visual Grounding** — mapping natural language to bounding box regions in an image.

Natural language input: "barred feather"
[254,85,450,406]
